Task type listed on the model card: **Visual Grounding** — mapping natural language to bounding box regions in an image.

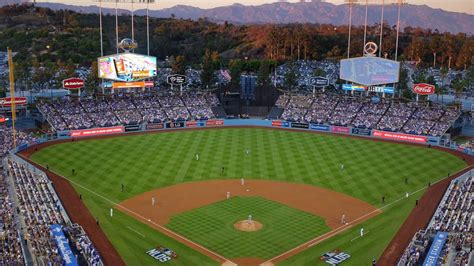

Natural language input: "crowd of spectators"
[7,160,103,266]
[273,60,339,89]
[0,169,24,265]
[399,175,473,265]
[0,125,38,158]
[276,93,460,137]
[65,224,102,266]
[36,92,221,130]
[9,160,64,265]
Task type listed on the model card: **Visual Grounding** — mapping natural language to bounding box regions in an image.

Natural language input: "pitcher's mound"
[234,220,263,232]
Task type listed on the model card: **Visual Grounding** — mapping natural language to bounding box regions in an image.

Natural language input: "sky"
[36,0,474,15]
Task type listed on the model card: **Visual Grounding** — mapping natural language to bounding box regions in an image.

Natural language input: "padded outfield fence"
[11,119,474,157]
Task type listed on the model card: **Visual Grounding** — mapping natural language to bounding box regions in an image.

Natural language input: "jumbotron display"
[340,57,400,86]
[98,53,157,82]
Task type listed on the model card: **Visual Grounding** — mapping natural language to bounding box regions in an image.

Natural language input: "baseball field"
[27,127,466,265]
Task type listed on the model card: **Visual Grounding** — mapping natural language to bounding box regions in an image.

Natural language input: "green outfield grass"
[29,128,466,265]
[166,196,331,259]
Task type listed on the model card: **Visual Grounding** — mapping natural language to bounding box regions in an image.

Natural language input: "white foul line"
[126,226,146,238]
[23,161,235,265]
[261,165,473,265]
[350,231,369,242]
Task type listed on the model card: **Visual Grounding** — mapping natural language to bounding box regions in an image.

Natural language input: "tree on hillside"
[201,49,216,90]
[257,61,271,88]
[228,59,243,89]
[85,61,99,94]
[313,67,326,77]
[171,55,186,75]
[399,67,412,99]
[283,60,298,91]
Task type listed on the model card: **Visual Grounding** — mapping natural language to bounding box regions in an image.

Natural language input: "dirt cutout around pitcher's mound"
[234,220,263,232]
[120,179,380,230]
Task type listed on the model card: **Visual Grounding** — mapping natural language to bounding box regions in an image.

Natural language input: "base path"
[120,179,380,230]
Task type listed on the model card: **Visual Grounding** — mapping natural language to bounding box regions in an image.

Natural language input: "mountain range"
[6,1,474,34]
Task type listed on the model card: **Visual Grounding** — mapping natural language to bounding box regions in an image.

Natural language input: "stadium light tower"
[95,0,155,55]
[344,0,407,60]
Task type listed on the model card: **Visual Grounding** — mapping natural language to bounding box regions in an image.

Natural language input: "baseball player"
[226,191,231,199]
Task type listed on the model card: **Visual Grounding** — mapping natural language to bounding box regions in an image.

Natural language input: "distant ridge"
[5,1,474,34]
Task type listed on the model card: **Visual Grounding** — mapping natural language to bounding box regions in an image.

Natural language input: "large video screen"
[98,53,157,82]
[340,57,400,86]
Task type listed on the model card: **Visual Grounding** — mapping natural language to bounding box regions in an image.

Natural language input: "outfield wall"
[12,119,474,157]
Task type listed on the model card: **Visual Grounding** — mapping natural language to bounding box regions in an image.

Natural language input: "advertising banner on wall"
[146,123,164,130]
[165,122,185,128]
[351,128,372,136]
[372,130,428,143]
[272,120,283,127]
[331,126,351,134]
[50,224,78,266]
[186,121,205,128]
[70,126,124,137]
[206,120,224,126]
[291,122,309,129]
[310,124,330,131]
[125,125,140,132]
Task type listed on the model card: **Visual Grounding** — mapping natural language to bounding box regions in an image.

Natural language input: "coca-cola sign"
[63,78,85,90]
[412,83,435,95]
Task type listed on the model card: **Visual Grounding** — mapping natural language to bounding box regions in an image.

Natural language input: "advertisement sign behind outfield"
[312,76,329,87]
[125,125,140,132]
[167,74,188,85]
[165,122,185,128]
[373,130,427,143]
[70,126,124,137]
[412,83,435,95]
[291,122,309,129]
[0,97,27,107]
[50,224,78,266]
[310,124,330,131]
[62,78,85,89]
[186,121,205,128]
[352,128,372,136]
[206,119,224,126]
[331,126,351,134]
[342,84,366,92]
[147,123,164,130]
[272,120,283,127]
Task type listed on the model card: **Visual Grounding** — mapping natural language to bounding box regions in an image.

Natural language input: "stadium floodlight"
[344,0,407,61]
[93,0,155,55]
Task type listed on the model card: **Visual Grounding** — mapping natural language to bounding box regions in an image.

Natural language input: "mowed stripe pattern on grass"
[29,128,467,265]
[166,196,331,259]
[33,128,465,206]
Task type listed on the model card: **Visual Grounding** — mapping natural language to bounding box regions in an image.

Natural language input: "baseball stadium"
[1,1,473,266]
